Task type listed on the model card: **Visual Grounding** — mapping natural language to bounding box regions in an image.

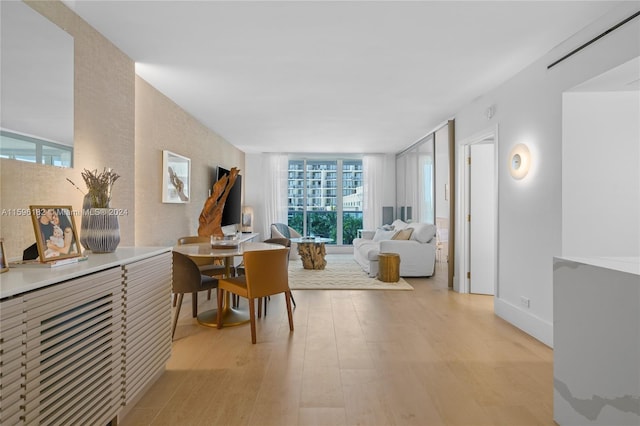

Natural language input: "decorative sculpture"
[168,166,189,202]
[198,167,239,238]
[298,242,327,270]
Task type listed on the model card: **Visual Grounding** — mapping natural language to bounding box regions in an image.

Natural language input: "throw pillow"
[408,223,437,243]
[373,229,397,242]
[391,219,407,230]
[392,228,413,240]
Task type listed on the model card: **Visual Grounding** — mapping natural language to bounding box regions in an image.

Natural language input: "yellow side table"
[378,252,400,282]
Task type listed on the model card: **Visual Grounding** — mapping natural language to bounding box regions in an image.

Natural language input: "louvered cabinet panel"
[0,296,26,426]
[122,252,172,404]
[22,267,124,426]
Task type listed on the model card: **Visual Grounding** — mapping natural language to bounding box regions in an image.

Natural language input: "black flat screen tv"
[216,166,242,227]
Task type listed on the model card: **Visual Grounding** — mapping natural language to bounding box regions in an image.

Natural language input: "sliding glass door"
[418,139,435,223]
[396,134,434,224]
[341,160,363,244]
[305,160,337,241]
[287,158,363,245]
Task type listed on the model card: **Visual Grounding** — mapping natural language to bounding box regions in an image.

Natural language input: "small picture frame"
[241,206,253,233]
[30,206,81,262]
[0,238,8,273]
[162,150,190,203]
[242,212,252,228]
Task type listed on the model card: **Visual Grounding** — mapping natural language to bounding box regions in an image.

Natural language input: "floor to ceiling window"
[287,158,363,245]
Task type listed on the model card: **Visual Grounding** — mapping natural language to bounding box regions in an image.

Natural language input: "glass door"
[305,160,337,240]
[287,158,363,245]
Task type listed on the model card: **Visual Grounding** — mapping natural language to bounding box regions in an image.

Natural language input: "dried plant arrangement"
[80,168,120,208]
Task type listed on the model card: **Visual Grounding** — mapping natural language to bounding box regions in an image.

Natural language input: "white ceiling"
[63,1,622,154]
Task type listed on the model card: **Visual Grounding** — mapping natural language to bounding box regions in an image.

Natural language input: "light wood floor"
[121,264,554,426]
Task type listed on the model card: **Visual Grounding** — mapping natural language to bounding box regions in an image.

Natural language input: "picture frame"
[29,205,81,262]
[241,205,253,233]
[0,238,8,273]
[162,150,191,203]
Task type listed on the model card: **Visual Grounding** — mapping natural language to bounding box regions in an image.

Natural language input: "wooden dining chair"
[171,251,219,339]
[216,248,294,344]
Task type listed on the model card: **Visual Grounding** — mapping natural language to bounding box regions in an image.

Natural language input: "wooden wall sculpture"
[198,167,239,238]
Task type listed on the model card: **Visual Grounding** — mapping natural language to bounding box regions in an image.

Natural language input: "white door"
[469,143,495,295]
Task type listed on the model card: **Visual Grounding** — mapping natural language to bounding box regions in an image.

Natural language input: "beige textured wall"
[0,1,244,259]
[1,1,134,259]
[135,77,244,248]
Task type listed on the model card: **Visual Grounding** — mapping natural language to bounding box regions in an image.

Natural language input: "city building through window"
[287,158,363,245]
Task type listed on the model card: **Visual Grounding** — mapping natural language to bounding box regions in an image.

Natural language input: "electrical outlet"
[520,296,530,308]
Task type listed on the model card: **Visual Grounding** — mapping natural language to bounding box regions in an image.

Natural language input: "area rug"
[288,254,413,290]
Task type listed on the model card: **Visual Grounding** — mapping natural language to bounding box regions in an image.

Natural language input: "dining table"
[172,241,284,327]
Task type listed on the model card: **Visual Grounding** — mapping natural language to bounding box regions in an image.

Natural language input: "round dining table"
[172,241,284,327]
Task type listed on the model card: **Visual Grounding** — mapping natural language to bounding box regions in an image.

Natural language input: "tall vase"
[82,208,120,253]
[80,194,92,250]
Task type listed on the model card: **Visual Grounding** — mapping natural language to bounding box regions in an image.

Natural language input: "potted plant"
[81,168,119,208]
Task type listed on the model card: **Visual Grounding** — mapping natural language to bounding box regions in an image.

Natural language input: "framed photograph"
[29,206,81,262]
[241,206,253,233]
[162,150,190,203]
[0,238,8,273]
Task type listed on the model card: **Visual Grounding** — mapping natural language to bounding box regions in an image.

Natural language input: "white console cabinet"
[0,247,172,425]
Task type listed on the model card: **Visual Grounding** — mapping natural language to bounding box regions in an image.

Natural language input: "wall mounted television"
[216,166,242,227]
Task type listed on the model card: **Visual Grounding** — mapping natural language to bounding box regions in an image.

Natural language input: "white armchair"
[270,223,302,259]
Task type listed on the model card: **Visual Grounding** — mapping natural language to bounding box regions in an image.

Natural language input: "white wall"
[563,91,640,257]
[453,3,640,347]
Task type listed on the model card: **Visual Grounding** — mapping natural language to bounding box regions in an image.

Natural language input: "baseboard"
[494,298,553,348]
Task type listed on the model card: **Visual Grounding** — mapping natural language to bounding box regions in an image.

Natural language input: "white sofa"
[353,220,437,277]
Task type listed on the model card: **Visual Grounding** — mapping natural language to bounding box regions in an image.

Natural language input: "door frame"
[456,125,499,294]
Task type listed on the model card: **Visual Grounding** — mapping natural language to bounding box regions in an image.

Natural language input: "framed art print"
[29,205,81,262]
[162,150,191,203]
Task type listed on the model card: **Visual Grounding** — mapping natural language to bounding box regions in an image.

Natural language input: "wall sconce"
[509,144,531,180]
